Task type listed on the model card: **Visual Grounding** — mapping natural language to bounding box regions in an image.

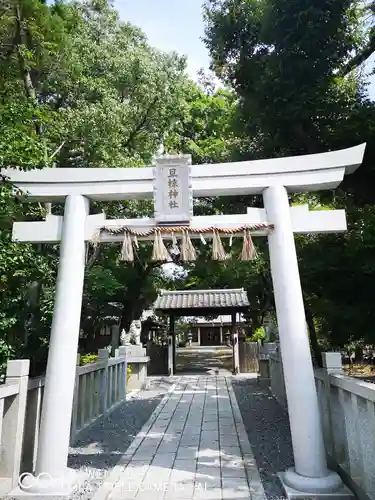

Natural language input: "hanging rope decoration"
[151,229,171,262]
[119,231,134,262]
[180,229,197,262]
[240,228,258,261]
[93,223,273,263]
[212,229,229,261]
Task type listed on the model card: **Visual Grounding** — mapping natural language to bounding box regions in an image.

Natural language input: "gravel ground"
[231,377,294,500]
[67,377,173,500]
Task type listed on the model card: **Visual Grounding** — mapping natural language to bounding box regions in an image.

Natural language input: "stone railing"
[22,349,128,475]
[0,360,29,496]
[71,349,127,438]
[0,349,128,496]
[269,352,287,406]
[269,351,375,500]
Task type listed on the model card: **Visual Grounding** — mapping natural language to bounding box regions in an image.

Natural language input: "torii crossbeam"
[12,205,347,243]
[4,143,366,499]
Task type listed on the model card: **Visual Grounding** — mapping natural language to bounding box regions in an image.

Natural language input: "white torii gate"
[3,143,365,498]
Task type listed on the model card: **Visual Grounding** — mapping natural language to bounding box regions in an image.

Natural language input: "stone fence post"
[98,348,109,414]
[117,346,127,396]
[259,342,278,380]
[70,353,81,441]
[3,360,30,490]
[321,352,344,458]
[322,352,344,374]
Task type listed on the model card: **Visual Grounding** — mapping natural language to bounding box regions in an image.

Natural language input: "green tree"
[165,80,239,164]
[202,0,375,358]
[204,0,365,153]
[0,0,191,372]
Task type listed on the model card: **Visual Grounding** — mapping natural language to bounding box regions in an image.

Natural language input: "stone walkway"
[176,347,233,375]
[92,376,266,500]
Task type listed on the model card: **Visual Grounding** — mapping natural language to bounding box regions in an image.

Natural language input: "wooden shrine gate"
[153,289,250,376]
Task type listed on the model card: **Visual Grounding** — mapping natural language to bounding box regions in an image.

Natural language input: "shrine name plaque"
[153,155,193,225]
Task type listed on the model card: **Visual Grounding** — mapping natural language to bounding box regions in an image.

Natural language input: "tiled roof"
[153,289,249,311]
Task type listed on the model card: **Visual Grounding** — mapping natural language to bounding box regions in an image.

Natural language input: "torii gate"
[3,143,365,498]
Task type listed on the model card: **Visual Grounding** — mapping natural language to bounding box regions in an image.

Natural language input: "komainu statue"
[129,319,142,345]
[120,328,131,346]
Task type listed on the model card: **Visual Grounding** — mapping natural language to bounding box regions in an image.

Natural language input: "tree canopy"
[0,0,189,373]
[1,0,375,373]
[202,0,375,358]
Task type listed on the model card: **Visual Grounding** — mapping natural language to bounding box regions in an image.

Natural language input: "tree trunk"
[119,307,134,335]
[15,2,42,135]
[15,1,45,354]
[305,302,323,368]
[355,346,363,364]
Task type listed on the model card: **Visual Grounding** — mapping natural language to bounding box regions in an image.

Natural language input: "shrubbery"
[79,354,98,366]
[245,327,265,343]
[79,355,132,381]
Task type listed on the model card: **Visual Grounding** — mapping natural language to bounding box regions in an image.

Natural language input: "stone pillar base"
[278,470,355,499]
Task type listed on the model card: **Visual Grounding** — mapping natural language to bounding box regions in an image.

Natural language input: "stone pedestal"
[119,345,149,390]
[278,473,355,500]
[119,345,146,358]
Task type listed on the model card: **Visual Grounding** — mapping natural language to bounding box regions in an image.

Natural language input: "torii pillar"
[4,144,365,498]
[264,186,343,495]
[24,195,89,494]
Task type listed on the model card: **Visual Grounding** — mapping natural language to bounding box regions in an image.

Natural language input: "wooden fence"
[238,341,259,373]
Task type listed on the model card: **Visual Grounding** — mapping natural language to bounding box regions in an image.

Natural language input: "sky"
[116,0,375,100]
[116,0,210,79]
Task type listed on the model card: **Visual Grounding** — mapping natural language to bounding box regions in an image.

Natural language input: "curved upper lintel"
[195,142,366,177]
[2,143,366,201]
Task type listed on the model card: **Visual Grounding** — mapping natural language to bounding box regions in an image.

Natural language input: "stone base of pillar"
[278,470,355,499]
[9,468,88,498]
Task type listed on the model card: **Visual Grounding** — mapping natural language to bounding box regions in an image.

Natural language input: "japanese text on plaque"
[167,168,179,209]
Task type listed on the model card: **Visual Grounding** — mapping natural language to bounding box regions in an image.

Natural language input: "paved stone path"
[176,347,233,376]
[92,376,266,500]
